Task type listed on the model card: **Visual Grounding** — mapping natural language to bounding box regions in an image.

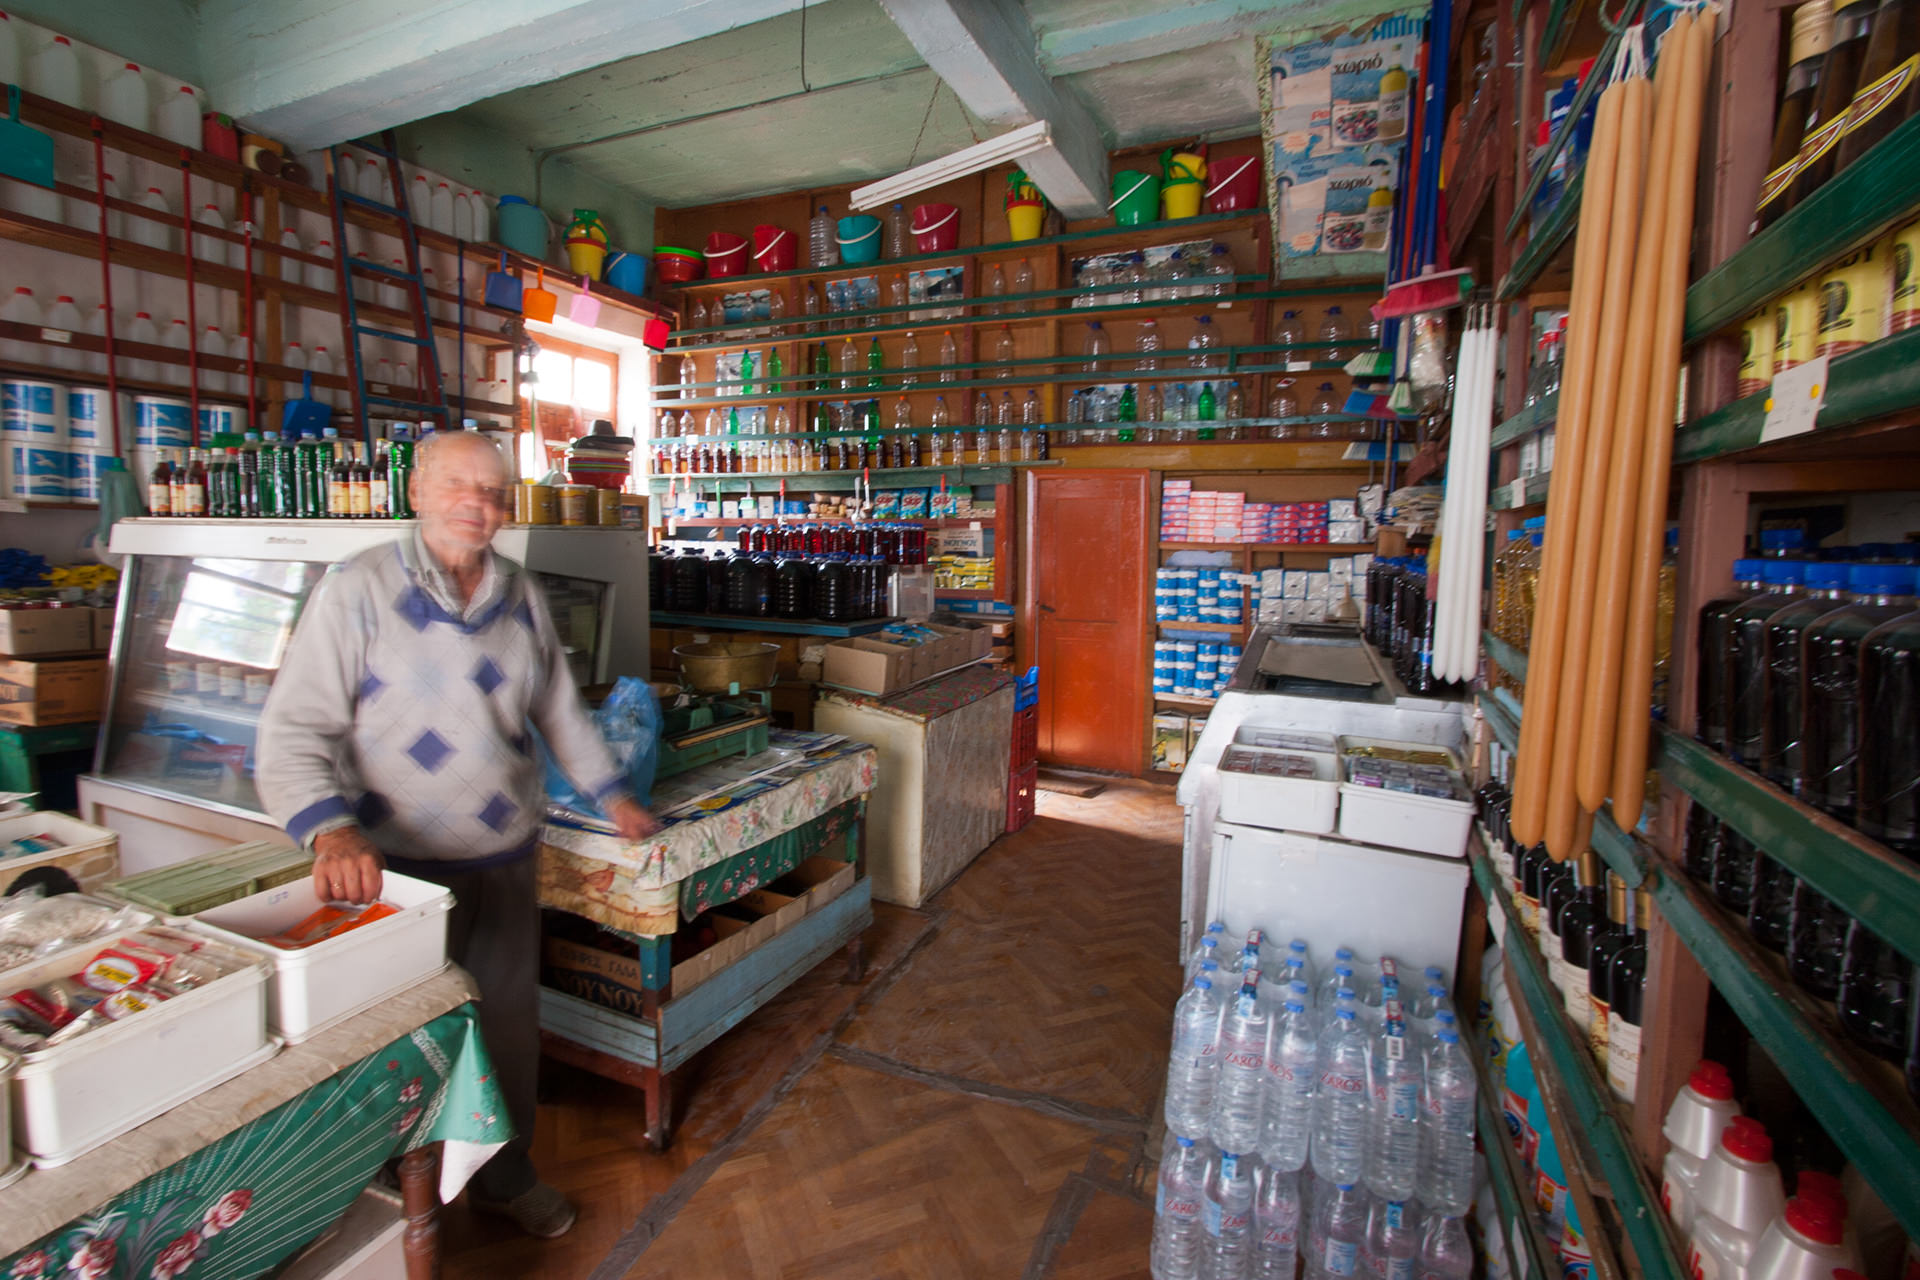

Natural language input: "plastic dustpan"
[568,284,601,327]
[524,266,557,322]
[0,86,54,189]
[281,373,330,438]
[484,254,523,311]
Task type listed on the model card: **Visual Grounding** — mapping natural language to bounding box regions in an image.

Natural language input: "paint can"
[133,395,192,449]
[5,443,70,501]
[64,386,116,449]
[2,380,67,443]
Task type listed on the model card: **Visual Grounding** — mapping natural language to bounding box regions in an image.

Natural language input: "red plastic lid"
[54,295,72,303]
[1796,1170,1846,1213]
[1537,121,1551,144]
[178,86,194,94]
[12,286,30,295]
[1688,1060,1735,1100]
[1721,1117,1772,1163]
[124,62,139,71]
[53,36,71,44]
[1832,1271,1867,1280]
[1785,1197,1843,1246]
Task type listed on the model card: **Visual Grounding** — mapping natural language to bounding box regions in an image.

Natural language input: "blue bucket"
[606,251,649,295]
[836,215,882,264]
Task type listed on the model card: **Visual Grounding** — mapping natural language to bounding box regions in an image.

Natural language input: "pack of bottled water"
[1153,924,1481,1279]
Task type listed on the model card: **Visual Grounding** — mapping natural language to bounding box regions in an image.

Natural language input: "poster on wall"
[1258,14,1424,267]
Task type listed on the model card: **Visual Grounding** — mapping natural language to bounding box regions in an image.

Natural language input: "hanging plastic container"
[1205,155,1261,213]
[836,215,882,264]
[606,251,649,295]
[496,195,548,259]
[1161,149,1207,220]
[912,203,960,252]
[705,230,749,277]
[653,246,704,285]
[1109,170,1160,225]
[563,208,609,280]
[524,267,558,323]
[751,224,795,271]
[1004,171,1045,241]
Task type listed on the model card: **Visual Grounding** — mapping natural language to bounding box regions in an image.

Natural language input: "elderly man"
[258,429,654,1239]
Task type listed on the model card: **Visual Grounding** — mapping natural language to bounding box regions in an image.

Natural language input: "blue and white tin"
[132,395,192,449]
[6,443,69,500]
[2,380,66,442]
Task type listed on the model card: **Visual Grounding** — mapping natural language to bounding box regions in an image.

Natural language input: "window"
[519,336,618,475]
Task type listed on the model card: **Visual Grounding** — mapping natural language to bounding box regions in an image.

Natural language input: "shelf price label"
[1760,355,1829,444]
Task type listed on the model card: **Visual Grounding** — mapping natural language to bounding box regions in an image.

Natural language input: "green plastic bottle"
[866,336,884,389]
[1117,384,1136,422]
[767,347,783,394]
[388,437,415,518]
[811,342,830,393]
[258,432,283,517]
[1197,382,1218,440]
[740,348,755,396]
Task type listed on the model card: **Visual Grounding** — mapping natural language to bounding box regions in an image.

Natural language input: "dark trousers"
[404,854,541,1202]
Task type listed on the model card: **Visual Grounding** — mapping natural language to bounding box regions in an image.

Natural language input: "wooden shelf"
[1153,693,1220,709]
[1157,540,1372,552]
[648,463,1048,493]
[1505,12,1638,240]
[1155,620,1248,633]
[648,610,897,638]
[1499,167,1584,301]
[1491,392,1558,450]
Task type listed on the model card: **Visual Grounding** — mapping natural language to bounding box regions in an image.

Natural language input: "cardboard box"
[0,608,95,656]
[91,608,117,652]
[0,656,105,725]
[822,636,919,694]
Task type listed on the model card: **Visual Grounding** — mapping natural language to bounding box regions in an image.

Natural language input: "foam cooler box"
[190,871,453,1044]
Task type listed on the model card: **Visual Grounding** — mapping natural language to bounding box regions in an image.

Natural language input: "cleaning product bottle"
[1747,1175,1860,1280]
[1661,1060,1742,1232]
[1689,1118,1786,1280]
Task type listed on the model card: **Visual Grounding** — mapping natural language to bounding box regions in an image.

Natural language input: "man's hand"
[605,795,661,842]
[312,827,386,904]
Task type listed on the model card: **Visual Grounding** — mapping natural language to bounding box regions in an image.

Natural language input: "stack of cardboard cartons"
[0,606,108,727]
[820,621,991,695]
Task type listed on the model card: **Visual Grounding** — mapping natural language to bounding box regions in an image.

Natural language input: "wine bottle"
[1756,2,1835,229]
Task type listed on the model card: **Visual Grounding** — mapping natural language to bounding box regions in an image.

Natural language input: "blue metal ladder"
[325,130,451,435]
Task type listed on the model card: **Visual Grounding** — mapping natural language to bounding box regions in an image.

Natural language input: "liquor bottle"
[349,442,372,516]
[1786,0,1877,208]
[1554,853,1607,1042]
[328,440,351,517]
[1756,2,1836,229]
[371,440,390,516]
[148,450,174,516]
[1833,0,1920,170]
[389,438,415,517]
[1586,873,1631,1070]
[1605,886,1650,1103]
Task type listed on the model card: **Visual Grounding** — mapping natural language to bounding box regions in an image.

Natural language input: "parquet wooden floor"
[441,779,1183,1280]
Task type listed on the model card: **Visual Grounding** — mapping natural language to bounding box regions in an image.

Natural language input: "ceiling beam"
[194,0,806,154]
[874,0,1109,219]
[1036,0,1420,76]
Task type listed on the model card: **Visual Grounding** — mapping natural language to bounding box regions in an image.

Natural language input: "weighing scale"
[654,689,773,779]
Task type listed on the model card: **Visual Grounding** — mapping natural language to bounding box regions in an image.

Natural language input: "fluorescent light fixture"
[850,120,1052,211]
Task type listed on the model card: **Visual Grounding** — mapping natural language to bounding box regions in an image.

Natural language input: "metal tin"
[558,485,593,526]
[1772,283,1820,372]
[1815,243,1888,358]
[525,484,557,525]
[597,488,621,526]
[1889,217,1920,333]
[1736,309,1773,398]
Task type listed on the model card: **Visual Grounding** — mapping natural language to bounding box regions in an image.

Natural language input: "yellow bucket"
[1007,201,1045,241]
[1162,150,1207,220]
[566,238,607,280]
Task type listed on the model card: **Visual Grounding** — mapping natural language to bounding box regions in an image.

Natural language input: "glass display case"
[82,519,650,873]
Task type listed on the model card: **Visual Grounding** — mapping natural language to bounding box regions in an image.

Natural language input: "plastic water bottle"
[1166,971,1224,1138]
[1320,982,1358,1034]
[1285,939,1314,989]
[900,332,920,384]
[1418,1214,1473,1280]
[1319,960,1358,1012]
[0,288,37,366]
[1202,1148,1256,1280]
[27,35,83,110]
[992,324,1016,370]
[1212,971,1270,1153]
[885,203,909,258]
[226,331,252,396]
[1312,1006,1369,1185]
[156,85,201,148]
[810,205,838,268]
[306,239,336,294]
[938,330,959,381]
[1416,1027,1477,1214]
[1190,314,1219,367]
[282,341,308,398]
[1252,1164,1301,1280]
[1085,321,1111,373]
[1366,1195,1419,1280]
[1231,930,1264,979]
[100,62,152,132]
[42,296,83,372]
[81,305,108,377]
[1365,1005,1421,1201]
[1153,1133,1212,1280]
[429,181,456,236]
[192,203,227,263]
[1306,1180,1368,1279]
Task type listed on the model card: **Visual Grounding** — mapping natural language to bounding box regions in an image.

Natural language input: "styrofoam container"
[10,931,273,1166]
[191,871,453,1044]
[1218,744,1339,833]
[1233,726,1339,756]
[1335,736,1472,858]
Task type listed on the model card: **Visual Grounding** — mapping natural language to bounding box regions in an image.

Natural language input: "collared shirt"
[256,533,624,866]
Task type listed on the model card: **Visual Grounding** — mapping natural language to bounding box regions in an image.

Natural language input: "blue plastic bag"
[541,677,661,816]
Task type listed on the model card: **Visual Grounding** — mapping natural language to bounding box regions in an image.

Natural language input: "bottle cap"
[1732,558,1766,581]
[1783,1195,1844,1245]
[1688,1060,1735,1100]
[1761,560,1804,585]
[1803,562,1851,589]
[1794,1169,1846,1213]
[1721,1117,1772,1163]
[1849,563,1909,594]
[1760,528,1806,552]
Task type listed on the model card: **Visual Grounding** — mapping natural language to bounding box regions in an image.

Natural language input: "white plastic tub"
[11,933,273,1166]
[191,871,453,1044]
[0,812,119,895]
[1217,745,1340,833]
[0,1045,19,1189]
[1232,727,1339,756]
[1335,736,1473,858]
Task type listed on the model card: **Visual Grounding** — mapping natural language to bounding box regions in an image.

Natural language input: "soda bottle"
[1251,1164,1301,1280]
[1211,970,1270,1155]
[1164,969,1224,1138]
[865,336,883,389]
[237,431,261,517]
[1259,996,1318,1170]
[1312,1004,1369,1186]
[1201,1148,1256,1280]
[1151,1133,1211,1280]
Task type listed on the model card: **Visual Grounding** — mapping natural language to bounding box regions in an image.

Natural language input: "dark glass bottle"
[1727,559,1807,767]
[1787,874,1852,998]
[774,553,815,619]
[1757,1,1837,229]
[237,433,261,518]
[1698,560,1767,752]
[1517,843,1551,938]
[1761,561,1853,790]
[648,546,668,612]
[1604,887,1650,1103]
[1745,854,1795,952]
[1832,0,1920,169]
[1838,917,1912,1060]
[1856,596,1920,851]
[1556,853,1608,1038]
[1712,827,1760,914]
[816,555,851,622]
[1801,564,1914,818]
[1586,874,1631,1071]
[1786,0,1878,208]
[1540,856,1580,984]
[1683,800,1724,882]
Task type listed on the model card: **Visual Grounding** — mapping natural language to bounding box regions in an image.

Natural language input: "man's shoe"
[469,1182,578,1239]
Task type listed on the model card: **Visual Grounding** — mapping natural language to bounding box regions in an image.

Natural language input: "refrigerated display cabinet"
[81,519,650,872]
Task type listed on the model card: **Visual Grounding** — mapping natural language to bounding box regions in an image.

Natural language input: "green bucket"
[1110,170,1161,226]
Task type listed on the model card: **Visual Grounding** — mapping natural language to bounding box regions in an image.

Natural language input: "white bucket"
[5,444,71,501]
[132,395,192,449]
[66,449,106,503]
[196,403,246,438]
[2,380,67,443]
[64,386,116,449]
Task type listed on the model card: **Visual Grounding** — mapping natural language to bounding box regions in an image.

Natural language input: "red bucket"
[704,231,749,277]
[1205,155,1262,213]
[751,224,795,271]
[911,203,960,252]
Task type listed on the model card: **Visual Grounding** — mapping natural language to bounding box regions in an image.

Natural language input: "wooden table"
[0,970,489,1279]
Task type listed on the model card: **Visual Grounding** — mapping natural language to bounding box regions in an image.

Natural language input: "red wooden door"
[1022,469,1151,775]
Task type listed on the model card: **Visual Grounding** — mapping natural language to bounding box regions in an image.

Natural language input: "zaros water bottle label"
[1389,1080,1421,1122]
[1324,1238,1360,1277]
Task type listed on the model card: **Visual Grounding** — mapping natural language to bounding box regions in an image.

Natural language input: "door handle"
[1040,603,1055,613]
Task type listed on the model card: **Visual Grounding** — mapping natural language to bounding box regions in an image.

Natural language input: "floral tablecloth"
[538,732,876,935]
[0,1005,506,1280]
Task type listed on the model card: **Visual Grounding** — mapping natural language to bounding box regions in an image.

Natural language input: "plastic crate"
[1007,763,1038,833]
[1014,664,1038,711]
[1011,705,1038,770]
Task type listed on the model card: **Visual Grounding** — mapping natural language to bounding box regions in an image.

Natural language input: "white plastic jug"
[192,203,227,263]
[430,182,455,236]
[100,62,152,133]
[0,288,40,365]
[1689,1118,1785,1280]
[305,239,335,294]
[0,14,20,88]
[27,35,83,111]
[1748,1190,1859,1280]
[1663,1060,1741,1233]
[133,187,176,252]
[43,296,84,372]
[156,85,201,149]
